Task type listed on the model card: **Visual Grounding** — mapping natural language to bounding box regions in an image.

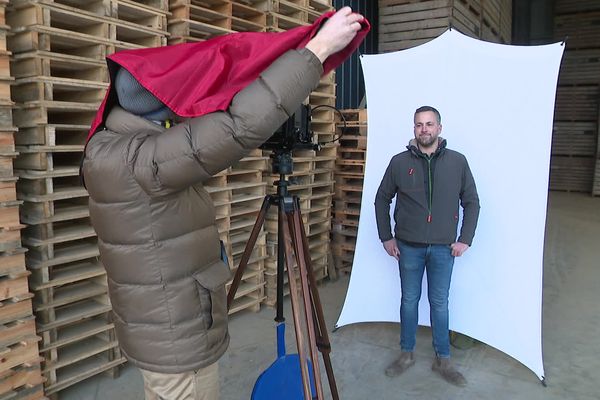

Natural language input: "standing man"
[374,106,480,387]
[82,8,367,400]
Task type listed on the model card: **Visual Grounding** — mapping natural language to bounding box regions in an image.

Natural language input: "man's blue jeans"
[397,240,455,358]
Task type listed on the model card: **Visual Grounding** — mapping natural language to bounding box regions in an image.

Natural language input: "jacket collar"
[105,106,165,136]
[407,137,447,158]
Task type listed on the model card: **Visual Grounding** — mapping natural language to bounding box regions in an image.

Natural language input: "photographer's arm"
[132,48,322,195]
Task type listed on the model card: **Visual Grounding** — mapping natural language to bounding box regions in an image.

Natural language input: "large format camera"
[260,104,319,175]
[260,104,345,175]
[260,104,318,153]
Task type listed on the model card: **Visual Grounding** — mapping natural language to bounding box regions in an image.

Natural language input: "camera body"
[260,104,317,152]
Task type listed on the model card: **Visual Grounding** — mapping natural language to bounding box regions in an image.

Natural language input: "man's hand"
[305,6,364,63]
[450,242,469,257]
[383,239,400,261]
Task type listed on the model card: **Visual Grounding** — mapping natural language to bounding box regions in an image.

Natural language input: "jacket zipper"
[427,156,432,223]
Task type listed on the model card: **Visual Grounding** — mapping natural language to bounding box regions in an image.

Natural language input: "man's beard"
[417,134,437,148]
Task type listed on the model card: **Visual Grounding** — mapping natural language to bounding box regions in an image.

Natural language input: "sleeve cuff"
[298,48,324,76]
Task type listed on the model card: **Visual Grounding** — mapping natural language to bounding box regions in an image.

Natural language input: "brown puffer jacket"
[82,49,323,373]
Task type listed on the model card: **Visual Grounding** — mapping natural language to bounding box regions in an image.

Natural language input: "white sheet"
[335,29,564,380]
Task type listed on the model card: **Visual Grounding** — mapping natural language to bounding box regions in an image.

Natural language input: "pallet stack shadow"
[7,0,169,396]
[331,109,366,275]
[378,0,512,52]
[0,0,46,398]
[552,0,600,194]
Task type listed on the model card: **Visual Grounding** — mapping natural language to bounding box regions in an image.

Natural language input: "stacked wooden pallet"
[331,109,366,274]
[378,0,512,52]
[553,0,600,193]
[254,0,335,306]
[168,0,266,43]
[0,2,46,398]
[242,0,325,32]
[7,0,170,396]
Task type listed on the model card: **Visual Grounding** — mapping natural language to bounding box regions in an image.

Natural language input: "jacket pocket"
[193,260,232,331]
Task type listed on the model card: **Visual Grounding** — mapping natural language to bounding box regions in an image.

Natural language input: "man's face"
[413,111,442,148]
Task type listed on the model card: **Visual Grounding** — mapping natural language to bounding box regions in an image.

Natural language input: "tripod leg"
[288,209,325,400]
[292,199,340,400]
[281,210,313,400]
[227,196,272,310]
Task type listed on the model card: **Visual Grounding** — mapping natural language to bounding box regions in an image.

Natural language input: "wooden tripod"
[227,177,339,400]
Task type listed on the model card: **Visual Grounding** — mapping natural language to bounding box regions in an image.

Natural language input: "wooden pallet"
[338,108,367,126]
[333,198,361,217]
[263,259,327,307]
[558,49,600,85]
[227,240,266,315]
[593,161,600,196]
[555,12,600,50]
[0,361,46,400]
[257,0,311,25]
[552,122,598,157]
[0,248,45,400]
[9,1,168,52]
[554,86,599,123]
[556,0,600,14]
[168,0,265,43]
[332,109,366,275]
[113,0,169,30]
[334,173,364,189]
[549,156,595,192]
[0,2,45,395]
[338,135,367,150]
[379,0,511,52]
[337,146,366,162]
[331,243,354,274]
[168,1,234,41]
[552,7,600,195]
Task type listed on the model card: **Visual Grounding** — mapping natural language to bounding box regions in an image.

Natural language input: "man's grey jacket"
[82,49,323,373]
[375,138,480,246]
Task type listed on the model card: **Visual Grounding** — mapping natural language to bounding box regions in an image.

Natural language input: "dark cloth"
[82,49,324,373]
[87,11,370,141]
[374,138,480,246]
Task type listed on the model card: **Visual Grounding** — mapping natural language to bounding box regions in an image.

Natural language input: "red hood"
[87,12,370,141]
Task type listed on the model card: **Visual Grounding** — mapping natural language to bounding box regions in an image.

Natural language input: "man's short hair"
[415,106,441,124]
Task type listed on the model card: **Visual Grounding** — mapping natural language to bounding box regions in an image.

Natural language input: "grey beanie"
[115,67,177,121]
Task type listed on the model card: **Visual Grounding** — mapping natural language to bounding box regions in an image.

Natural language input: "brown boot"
[385,351,415,377]
[432,357,467,387]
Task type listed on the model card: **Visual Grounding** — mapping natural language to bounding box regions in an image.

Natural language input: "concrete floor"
[60,192,600,400]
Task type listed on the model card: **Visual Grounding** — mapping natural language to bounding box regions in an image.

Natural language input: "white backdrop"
[335,30,564,380]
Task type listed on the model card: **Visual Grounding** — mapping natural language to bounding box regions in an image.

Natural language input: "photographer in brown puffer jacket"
[82,7,367,400]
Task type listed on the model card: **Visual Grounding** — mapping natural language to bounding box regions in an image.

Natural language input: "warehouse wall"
[513,0,555,45]
[333,0,378,109]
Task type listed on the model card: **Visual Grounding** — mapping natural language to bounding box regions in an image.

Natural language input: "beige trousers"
[140,362,219,400]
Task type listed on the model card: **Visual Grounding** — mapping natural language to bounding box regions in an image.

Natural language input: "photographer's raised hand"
[305,6,365,63]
